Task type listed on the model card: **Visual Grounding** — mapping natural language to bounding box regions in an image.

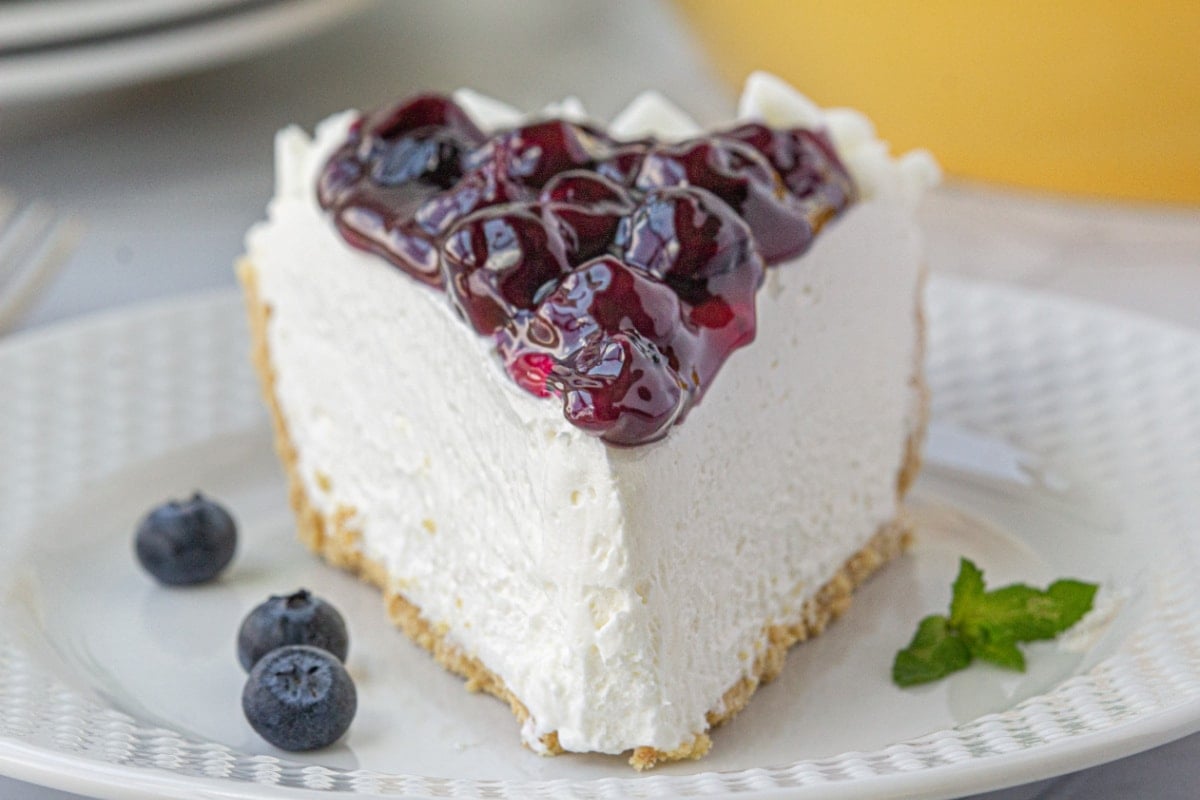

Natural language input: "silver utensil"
[0,192,83,334]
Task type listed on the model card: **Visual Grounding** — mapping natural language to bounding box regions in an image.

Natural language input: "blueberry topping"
[441,205,570,334]
[317,94,488,286]
[466,118,614,188]
[317,94,856,446]
[634,137,808,263]
[237,589,350,672]
[242,645,357,751]
[134,493,237,586]
[540,171,634,265]
[595,142,649,186]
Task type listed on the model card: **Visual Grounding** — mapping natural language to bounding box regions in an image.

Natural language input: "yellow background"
[677,1,1200,203]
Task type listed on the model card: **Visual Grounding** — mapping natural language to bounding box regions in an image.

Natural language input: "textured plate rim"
[1,276,1199,799]
[2,701,1198,800]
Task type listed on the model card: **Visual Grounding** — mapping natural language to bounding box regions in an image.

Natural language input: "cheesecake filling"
[315,89,857,446]
[247,74,937,758]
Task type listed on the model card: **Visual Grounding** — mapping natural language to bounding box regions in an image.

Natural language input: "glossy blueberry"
[466,119,613,188]
[720,122,855,207]
[242,645,357,751]
[619,186,760,286]
[237,589,349,672]
[634,137,813,262]
[316,92,858,447]
[318,95,488,286]
[134,493,236,586]
[594,142,649,186]
[413,160,531,241]
[562,331,686,446]
[537,256,683,350]
[497,256,687,397]
[539,171,634,264]
[441,205,570,334]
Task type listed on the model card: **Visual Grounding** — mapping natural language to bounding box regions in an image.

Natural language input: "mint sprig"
[893,558,1098,687]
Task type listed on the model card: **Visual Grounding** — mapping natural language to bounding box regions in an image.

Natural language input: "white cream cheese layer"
[246,75,935,755]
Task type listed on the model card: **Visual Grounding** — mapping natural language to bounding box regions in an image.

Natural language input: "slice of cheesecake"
[240,72,937,768]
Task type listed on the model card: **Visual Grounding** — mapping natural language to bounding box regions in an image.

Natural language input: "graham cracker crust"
[238,258,926,770]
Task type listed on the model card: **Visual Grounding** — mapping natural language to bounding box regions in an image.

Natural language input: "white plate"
[0,0,371,105]
[1,277,1198,800]
[0,0,253,51]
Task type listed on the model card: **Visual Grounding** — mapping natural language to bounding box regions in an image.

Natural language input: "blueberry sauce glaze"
[317,95,856,446]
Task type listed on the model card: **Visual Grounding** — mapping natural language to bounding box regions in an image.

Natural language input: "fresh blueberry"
[237,589,349,672]
[134,493,237,586]
[242,645,357,751]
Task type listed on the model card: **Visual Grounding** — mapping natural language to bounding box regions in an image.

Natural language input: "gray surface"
[2,1,1199,798]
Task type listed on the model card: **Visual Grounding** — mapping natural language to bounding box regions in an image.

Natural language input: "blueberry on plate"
[237,589,349,671]
[242,645,357,751]
[134,493,237,586]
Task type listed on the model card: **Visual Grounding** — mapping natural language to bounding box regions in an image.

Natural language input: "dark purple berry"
[441,206,570,334]
[543,256,682,346]
[634,137,777,209]
[242,645,356,751]
[413,161,532,240]
[237,589,349,672]
[595,142,649,186]
[498,258,699,440]
[498,256,685,379]
[720,122,856,236]
[562,332,686,446]
[318,95,487,285]
[619,186,761,287]
[467,119,613,188]
[360,94,484,143]
[539,171,634,264]
[134,493,236,586]
[720,123,843,196]
[635,137,814,262]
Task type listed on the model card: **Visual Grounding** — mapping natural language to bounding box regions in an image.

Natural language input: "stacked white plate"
[0,0,371,104]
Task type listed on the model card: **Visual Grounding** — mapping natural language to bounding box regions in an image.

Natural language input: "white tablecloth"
[2,2,1197,798]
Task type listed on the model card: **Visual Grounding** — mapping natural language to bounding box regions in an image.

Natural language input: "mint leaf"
[1042,579,1100,636]
[949,557,985,626]
[893,559,1098,687]
[963,625,1026,671]
[954,567,1100,643]
[892,615,972,686]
